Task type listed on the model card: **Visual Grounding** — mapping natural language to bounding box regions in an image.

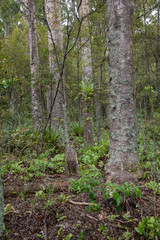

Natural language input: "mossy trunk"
[106,0,140,182]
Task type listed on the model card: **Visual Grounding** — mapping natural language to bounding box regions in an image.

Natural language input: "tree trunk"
[80,0,94,146]
[4,21,17,114]
[4,21,12,38]
[0,169,4,237]
[106,0,140,183]
[0,110,3,237]
[45,0,64,129]
[156,2,160,100]
[26,0,42,131]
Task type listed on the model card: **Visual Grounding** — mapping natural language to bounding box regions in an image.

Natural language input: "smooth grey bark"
[45,0,64,129]
[26,0,42,131]
[0,169,4,237]
[80,0,94,146]
[106,0,140,182]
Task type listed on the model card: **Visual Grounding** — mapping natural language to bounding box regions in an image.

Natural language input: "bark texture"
[65,144,78,174]
[0,169,4,237]
[80,0,94,146]
[156,3,160,99]
[26,0,42,130]
[45,0,64,129]
[106,0,139,182]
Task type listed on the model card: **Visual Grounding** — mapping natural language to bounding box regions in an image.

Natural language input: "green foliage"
[145,181,160,194]
[44,193,72,210]
[58,193,72,203]
[1,157,26,177]
[43,127,63,148]
[135,217,160,239]
[106,237,122,240]
[105,214,120,221]
[35,186,47,199]
[1,149,65,179]
[48,154,65,173]
[81,81,94,100]
[57,225,64,238]
[35,183,56,200]
[70,121,84,137]
[36,233,44,239]
[123,230,131,240]
[28,158,48,177]
[78,138,109,168]
[2,125,36,154]
[98,224,108,235]
[56,210,67,222]
[0,0,19,21]
[138,124,160,179]
[77,230,84,240]
[44,199,55,209]
[4,204,15,215]
[69,166,102,201]
[101,182,142,212]
[2,223,11,237]
[122,211,137,222]
[63,233,73,240]
[28,153,65,177]
[87,202,101,213]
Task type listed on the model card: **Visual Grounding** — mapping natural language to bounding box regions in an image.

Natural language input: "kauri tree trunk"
[156,2,160,100]
[26,0,42,131]
[80,0,94,146]
[45,0,64,129]
[106,0,140,183]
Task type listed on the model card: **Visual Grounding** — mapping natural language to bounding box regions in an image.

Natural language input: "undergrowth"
[1,120,160,239]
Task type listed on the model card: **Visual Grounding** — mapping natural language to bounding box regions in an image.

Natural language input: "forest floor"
[2,170,160,240]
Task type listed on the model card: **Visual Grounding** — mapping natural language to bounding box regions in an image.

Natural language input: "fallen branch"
[3,181,70,198]
[67,199,93,206]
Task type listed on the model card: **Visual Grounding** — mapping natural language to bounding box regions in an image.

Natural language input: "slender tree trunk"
[4,21,12,38]
[0,169,3,238]
[106,0,140,182]
[77,40,82,137]
[96,65,103,145]
[4,21,17,113]
[25,0,42,131]
[80,0,94,146]
[8,83,17,113]
[45,0,64,129]
[0,110,3,237]
[156,2,160,100]
[143,0,156,164]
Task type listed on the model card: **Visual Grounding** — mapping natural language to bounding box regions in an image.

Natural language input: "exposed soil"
[2,172,160,240]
